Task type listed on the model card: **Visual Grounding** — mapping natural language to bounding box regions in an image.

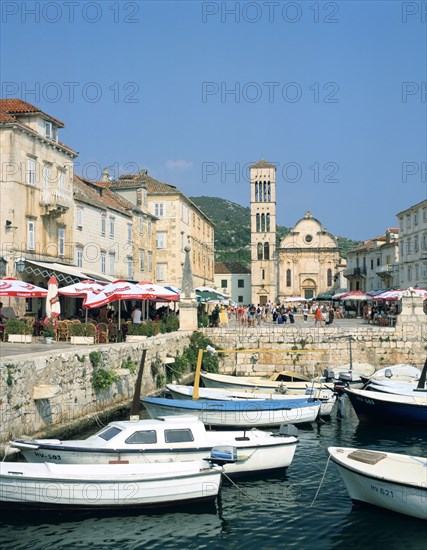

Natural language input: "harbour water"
[1,397,426,550]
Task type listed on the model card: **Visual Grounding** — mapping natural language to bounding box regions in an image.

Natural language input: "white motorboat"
[166,384,336,416]
[0,458,222,510]
[328,447,427,520]
[11,415,298,475]
[200,371,331,394]
[141,397,320,427]
[361,364,422,385]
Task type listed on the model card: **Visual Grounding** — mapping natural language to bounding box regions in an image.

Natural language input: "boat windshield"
[97,426,122,441]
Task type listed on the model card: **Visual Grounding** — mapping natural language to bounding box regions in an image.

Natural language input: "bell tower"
[250,160,277,305]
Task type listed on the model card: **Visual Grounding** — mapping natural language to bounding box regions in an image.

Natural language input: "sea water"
[1,397,426,550]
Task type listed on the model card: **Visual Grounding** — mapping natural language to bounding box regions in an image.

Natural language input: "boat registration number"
[34,451,61,461]
[370,484,393,498]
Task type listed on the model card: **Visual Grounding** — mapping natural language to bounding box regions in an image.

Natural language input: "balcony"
[344,267,367,279]
[40,188,72,217]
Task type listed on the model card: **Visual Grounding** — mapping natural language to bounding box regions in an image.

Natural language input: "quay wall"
[1,319,426,450]
[0,332,191,449]
[202,322,427,377]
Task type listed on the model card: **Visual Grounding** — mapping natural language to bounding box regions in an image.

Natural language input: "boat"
[141,397,321,427]
[200,371,331,394]
[360,364,422,385]
[363,360,426,397]
[166,383,336,416]
[345,387,427,425]
[328,447,427,520]
[0,458,222,510]
[11,415,298,475]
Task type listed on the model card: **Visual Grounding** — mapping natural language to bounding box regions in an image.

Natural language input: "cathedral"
[250,160,345,304]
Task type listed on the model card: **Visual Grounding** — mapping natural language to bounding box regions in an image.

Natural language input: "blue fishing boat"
[141,397,321,427]
[345,387,427,425]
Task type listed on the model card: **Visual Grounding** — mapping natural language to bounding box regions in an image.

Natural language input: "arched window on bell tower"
[261,213,265,232]
[267,182,271,201]
[263,181,267,202]
[264,242,270,260]
[286,269,292,287]
[266,213,270,232]
[257,242,263,260]
[255,182,258,202]
[256,214,260,232]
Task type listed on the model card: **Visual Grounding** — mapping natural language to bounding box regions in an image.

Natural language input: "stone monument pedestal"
[396,294,426,327]
[179,243,198,331]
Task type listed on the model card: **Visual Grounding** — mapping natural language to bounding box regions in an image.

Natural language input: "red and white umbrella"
[374,288,427,301]
[338,290,369,301]
[136,281,180,302]
[83,280,149,309]
[58,280,106,297]
[45,275,61,325]
[0,277,48,298]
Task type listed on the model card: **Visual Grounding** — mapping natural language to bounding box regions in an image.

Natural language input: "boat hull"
[345,388,427,425]
[141,398,320,427]
[167,384,336,417]
[0,461,221,509]
[329,447,427,520]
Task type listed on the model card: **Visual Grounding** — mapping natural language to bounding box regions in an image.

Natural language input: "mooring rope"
[309,455,331,507]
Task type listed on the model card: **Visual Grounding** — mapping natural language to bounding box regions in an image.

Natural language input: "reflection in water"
[2,395,426,549]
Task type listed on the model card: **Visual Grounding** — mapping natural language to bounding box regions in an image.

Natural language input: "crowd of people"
[207,302,344,328]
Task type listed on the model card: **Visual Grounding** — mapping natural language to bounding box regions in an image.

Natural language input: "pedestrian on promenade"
[302,305,308,323]
[328,305,335,325]
[314,306,323,327]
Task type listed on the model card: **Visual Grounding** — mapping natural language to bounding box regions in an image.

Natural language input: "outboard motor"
[210,446,238,465]
[278,424,298,437]
[323,368,336,382]
[338,371,353,383]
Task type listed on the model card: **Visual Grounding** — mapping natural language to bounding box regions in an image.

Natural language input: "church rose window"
[305,235,313,243]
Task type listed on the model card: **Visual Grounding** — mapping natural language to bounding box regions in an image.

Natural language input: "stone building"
[397,199,427,288]
[105,171,214,288]
[277,212,344,300]
[250,160,345,303]
[0,99,78,314]
[344,229,399,292]
[73,176,156,282]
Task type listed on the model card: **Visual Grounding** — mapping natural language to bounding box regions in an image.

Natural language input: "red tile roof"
[215,262,251,274]
[0,98,64,126]
[74,176,133,217]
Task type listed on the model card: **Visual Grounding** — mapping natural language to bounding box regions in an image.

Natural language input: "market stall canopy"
[0,277,47,298]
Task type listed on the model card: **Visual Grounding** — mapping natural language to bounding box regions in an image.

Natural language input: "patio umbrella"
[136,281,180,302]
[339,290,369,301]
[0,277,47,298]
[83,280,149,328]
[284,296,307,302]
[45,275,61,321]
[314,293,334,301]
[374,288,427,301]
[58,280,106,322]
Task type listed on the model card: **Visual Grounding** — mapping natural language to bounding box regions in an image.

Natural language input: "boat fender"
[278,424,298,437]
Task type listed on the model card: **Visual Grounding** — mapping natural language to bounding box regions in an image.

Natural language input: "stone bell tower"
[250,160,277,305]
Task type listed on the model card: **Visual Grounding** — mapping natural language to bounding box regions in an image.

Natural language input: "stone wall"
[202,321,427,377]
[0,332,192,448]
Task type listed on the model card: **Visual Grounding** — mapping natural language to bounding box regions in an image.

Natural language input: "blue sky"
[2,0,426,240]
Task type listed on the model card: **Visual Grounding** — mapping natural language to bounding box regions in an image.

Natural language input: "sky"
[2,0,426,240]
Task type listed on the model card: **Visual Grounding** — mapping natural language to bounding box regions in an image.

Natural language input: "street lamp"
[15,257,26,274]
[0,257,7,277]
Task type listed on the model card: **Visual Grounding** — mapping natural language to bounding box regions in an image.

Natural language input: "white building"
[214,262,251,304]
[397,200,427,289]
[345,229,399,292]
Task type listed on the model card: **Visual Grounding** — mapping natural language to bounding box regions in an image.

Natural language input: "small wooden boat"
[269,371,311,382]
[11,415,298,475]
[166,384,336,416]
[360,364,422,385]
[200,372,330,394]
[345,388,427,425]
[364,360,426,397]
[328,447,427,520]
[0,459,222,510]
[141,397,321,427]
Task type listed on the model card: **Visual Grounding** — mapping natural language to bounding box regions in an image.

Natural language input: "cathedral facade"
[250,160,344,304]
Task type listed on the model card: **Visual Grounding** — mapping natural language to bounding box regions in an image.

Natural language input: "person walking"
[328,305,335,325]
[302,304,308,323]
[314,306,323,327]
